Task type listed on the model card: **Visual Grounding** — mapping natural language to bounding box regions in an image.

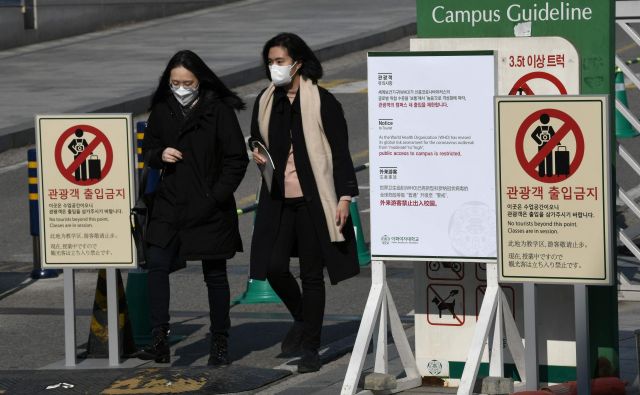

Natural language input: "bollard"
[126,121,153,346]
[136,121,146,176]
[350,197,371,267]
[85,269,137,357]
[232,187,281,306]
[232,278,282,306]
[615,71,638,138]
[636,329,640,389]
[27,148,58,279]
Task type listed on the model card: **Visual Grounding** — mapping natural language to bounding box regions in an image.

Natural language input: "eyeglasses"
[169,80,197,89]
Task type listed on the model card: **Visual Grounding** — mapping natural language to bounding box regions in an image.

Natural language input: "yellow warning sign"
[495,96,612,285]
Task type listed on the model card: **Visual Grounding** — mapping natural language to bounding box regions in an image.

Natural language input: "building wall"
[0,0,237,50]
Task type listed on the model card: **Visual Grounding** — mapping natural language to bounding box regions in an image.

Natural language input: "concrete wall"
[0,0,238,50]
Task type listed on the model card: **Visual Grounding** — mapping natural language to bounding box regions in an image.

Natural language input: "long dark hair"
[261,33,323,84]
[151,50,245,110]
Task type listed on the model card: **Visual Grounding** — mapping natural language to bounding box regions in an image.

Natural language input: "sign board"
[415,0,614,99]
[410,37,580,97]
[495,96,612,284]
[416,263,578,381]
[367,52,496,262]
[36,114,136,269]
[416,263,527,380]
[413,0,616,382]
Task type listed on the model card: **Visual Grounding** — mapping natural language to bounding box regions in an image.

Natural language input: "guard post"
[28,148,58,279]
[125,120,152,346]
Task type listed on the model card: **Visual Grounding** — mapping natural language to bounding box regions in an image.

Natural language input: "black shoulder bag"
[130,167,155,268]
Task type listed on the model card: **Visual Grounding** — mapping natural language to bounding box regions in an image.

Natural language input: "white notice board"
[36,114,137,269]
[368,52,496,262]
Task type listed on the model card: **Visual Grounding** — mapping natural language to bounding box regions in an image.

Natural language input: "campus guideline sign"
[368,52,496,261]
[496,96,612,284]
[36,114,136,269]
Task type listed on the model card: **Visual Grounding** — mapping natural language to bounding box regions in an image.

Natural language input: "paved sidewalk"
[0,0,415,151]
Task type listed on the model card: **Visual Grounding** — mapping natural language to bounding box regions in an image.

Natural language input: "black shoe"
[134,326,170,363]
[280,321,304,356]
[208,333,230,367]
[297,349,321,373]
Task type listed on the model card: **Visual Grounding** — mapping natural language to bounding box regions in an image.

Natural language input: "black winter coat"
[248,86,360,285]
[143,91,249,260]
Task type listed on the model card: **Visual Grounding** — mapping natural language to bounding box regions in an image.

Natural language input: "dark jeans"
[267,198,325,351]
[147,236,230,335]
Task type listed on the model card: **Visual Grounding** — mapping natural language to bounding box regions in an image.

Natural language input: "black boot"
[208,333,230,367]
[297,348,321,373]
[280,321,304,356]
[135,326,170,363]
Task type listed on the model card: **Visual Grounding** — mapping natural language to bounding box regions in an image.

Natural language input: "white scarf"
[258,78,344,242]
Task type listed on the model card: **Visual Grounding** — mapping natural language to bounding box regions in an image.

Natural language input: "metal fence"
[615,1,640,300]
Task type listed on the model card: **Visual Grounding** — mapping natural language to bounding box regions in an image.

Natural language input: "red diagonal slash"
[514,108,585,183]
[54,124,114,186]
[430,286,463,324]
[509,71,568,95]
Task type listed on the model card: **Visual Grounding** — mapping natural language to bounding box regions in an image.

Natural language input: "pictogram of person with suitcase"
[531,113,555,177]
[530,113,571,178]
[67,128,102,181]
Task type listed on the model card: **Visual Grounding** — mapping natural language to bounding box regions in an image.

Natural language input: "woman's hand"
[252,148,266,165]
[335,199,350,232]
[162,147,183,163]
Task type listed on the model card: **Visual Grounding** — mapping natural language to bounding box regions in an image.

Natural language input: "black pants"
[267,198,325,351]
[147,236,230,335]
[538,144,553,177]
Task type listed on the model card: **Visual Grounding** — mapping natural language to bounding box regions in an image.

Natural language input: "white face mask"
[170,84,199,106]
[269,62,297,87]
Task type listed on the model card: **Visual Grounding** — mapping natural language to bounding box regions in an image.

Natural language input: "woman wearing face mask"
[248,33,360,373]
[136,50,248,366]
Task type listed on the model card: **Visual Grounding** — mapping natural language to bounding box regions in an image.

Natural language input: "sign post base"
[341,260,421,395]
[458,262,526,395]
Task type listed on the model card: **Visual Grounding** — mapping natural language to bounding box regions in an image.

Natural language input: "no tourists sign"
[495,96,612,284]
[36,114,136,268]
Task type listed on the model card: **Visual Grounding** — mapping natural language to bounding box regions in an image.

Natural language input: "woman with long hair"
[249,33,360,373]
[137,50,248,366]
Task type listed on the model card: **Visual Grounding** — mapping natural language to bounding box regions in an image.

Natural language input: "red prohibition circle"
[54,124,113,186]
[509,71,568,95]
[514,108,585,183]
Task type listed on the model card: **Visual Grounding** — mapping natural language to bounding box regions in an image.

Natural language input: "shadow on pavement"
[0,263,33,299]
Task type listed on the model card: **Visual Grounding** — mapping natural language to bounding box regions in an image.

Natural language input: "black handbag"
[131,167,155,268]
[130,167,185,272]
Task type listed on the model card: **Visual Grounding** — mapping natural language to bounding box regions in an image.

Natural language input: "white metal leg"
[385,284,421,390]
[342,260,420,395]
[501,291,526,383]
[490,290,504,377]
[458,262,500,395]
[342,261,385,395]
[374,289,388,373]
[457,284,498,395]
[106,268,121,366]
[63,268,76,367]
